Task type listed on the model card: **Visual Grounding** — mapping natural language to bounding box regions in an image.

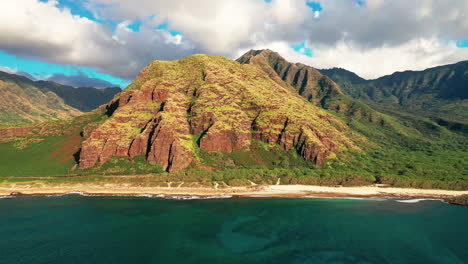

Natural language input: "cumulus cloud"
[303,0,468,48]
[245,39,468,79]
[0,66,18,75]
[0,0,198,80]
[0,0,467,80]
[45,71,117,88]
[93,0,257,54]
[89,0,468,78]
[90,0,313,54]
[0,65,37,80]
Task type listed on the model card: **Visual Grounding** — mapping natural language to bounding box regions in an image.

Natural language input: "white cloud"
[0,0,198,79]
[90,0,311,54]
[0,65,38,80]
[245,38,468,79]
[0,0,467,80]
[270,0,308,26]
[89,0,468,78]
[0,66,18,74]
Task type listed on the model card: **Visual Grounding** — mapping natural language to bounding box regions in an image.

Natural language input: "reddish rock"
[0,127,32,137]
[82,123,101,138]
[200,129,251,153]
[78,54,357,172]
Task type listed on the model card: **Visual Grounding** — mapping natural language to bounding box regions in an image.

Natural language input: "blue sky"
[290,42,313,57]
[0,50,130,87]
[457,39,468,48]
[47,0,99,21]
[306,1,322,12]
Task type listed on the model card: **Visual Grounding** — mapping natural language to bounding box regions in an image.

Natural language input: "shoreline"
[1,184,467,204]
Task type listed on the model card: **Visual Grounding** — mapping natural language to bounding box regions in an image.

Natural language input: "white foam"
[66,191,86,195]
[163,195,201,200]
[135,194,153,198]
[302,196,336,199]
[204,195,232,199]
[157,194,233,200]
[81,193,135,197]
[245,195,273,198]
[395,198,444,203]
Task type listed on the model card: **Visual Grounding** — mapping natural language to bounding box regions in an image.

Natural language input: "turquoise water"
[0,196,466,264]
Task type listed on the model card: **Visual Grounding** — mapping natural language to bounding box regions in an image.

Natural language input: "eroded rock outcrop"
[79,54,358,172]
[237,49,344,104]
[237,49,383,123]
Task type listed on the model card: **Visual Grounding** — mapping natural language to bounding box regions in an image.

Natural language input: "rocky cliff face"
[79,54,357,172]
[237,50,383,122]
[237,49,343,105]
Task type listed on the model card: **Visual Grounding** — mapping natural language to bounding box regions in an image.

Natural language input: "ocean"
[0,195,466,264]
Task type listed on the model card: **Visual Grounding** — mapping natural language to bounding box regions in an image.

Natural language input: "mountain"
[237,50,382,123]
[34,81,121,112]
[0,52,465,189]
[78,54,357,172]
[319,67,366,92]
[319,61,468,125]
[0,71,82,124]
[237,50,467,143]
[0,71,121,124]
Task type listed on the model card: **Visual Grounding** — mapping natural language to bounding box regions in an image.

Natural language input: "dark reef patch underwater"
[0,196,466,264]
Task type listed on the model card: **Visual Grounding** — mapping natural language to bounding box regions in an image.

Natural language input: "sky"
[0,0,467,88]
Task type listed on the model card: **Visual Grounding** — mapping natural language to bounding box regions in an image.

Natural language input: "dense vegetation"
[0,115,466,190]
[320,61,468,125]
[0,52,466,190]
[238,49,383,123]
[35,80,121,112]
[0,71,120,124]
[0,71,82,124]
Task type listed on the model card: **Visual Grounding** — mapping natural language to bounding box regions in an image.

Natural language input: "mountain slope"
[319,67,366,93]
[35,81,121,112]
[319,61,468,124]
[0,71,121,124]
[0,53,466,189]
[0,72,82,124]
[237,50,382,122]
[78,54,359,172]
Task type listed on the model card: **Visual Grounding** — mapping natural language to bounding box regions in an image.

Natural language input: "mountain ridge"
[237,49,384,123]
[318,60,468,124]
[0,71,121,124]
[78,54,358,172]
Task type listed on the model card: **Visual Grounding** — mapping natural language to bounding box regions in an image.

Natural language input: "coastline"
[1,183,467,204]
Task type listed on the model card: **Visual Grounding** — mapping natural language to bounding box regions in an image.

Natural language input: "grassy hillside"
[237,49,383,123]
[0,53,466,190]
[0,72,82,124]
[35,81,121,112]
[0,71,121,124]
[320,61,468,126]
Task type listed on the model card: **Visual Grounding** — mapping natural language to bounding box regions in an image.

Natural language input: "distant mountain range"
[0,71,121,124]
[320,61,468,126]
